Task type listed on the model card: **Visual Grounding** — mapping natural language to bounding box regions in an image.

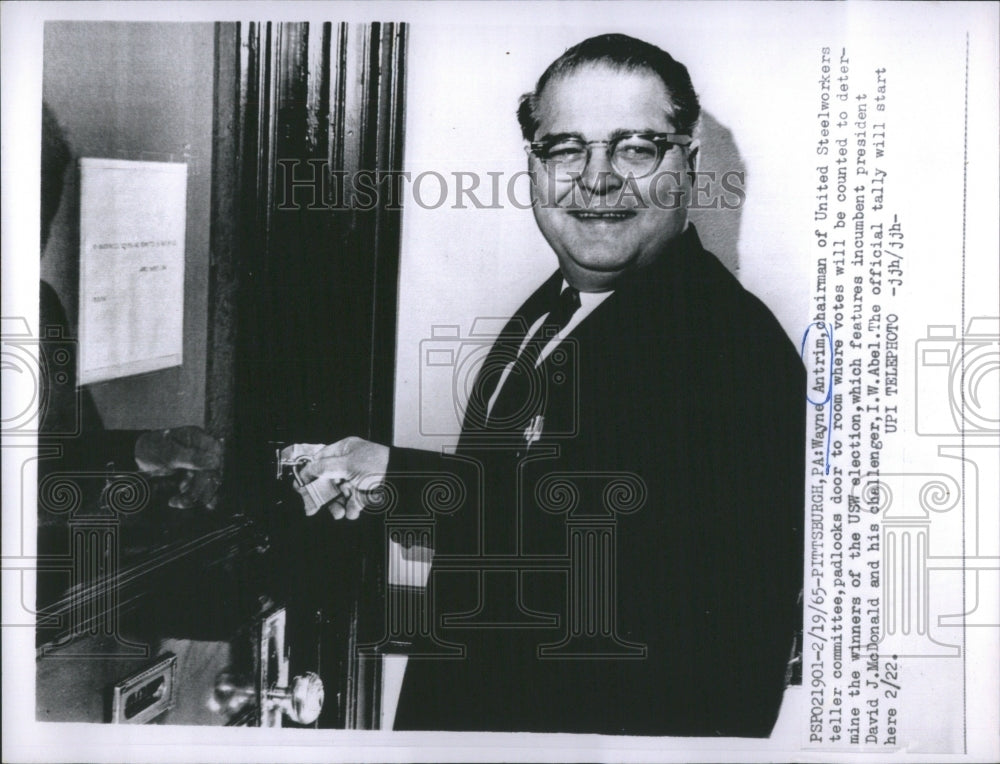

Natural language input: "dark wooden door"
[216,21,407,729]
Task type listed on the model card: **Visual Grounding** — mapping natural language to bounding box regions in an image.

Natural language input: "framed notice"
[78,158,187,385]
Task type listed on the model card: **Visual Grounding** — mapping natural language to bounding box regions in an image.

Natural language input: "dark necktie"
[486,285,581,430]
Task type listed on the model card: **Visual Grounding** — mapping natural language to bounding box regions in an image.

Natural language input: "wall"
[42,22,214,430]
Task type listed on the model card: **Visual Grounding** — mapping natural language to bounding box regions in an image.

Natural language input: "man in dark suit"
[294,34,804,737]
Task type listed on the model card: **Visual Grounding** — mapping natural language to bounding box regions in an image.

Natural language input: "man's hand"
[292,436,389,520]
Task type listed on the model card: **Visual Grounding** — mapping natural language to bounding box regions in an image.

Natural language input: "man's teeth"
[571,211,635,219]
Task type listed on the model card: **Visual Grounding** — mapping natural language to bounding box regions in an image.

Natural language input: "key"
[277,444,344,516]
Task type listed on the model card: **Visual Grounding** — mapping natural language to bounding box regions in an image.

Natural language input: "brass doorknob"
[264,671,325,725]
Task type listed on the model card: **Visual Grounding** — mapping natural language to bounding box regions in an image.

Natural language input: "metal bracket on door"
[257,607,324,727]
[258,608,289,727]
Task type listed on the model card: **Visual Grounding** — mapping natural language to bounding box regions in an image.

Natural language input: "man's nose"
[578,145,623,194]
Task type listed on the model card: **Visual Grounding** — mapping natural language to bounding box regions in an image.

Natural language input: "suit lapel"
[459,270,564,439]
[460,224,711,442]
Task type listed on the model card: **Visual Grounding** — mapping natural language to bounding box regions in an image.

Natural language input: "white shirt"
[486,283,614,417]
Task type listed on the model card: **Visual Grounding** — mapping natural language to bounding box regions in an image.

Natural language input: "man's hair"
[516,33,701,142]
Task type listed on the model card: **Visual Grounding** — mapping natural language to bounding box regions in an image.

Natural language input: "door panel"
[226,21,407,729]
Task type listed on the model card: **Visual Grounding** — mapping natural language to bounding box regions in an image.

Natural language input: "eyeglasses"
[529,132,693,180]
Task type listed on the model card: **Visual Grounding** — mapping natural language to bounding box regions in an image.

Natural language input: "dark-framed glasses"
[529,132,693,180]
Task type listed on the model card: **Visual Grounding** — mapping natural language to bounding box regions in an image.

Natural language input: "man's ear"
[685,139,700,174]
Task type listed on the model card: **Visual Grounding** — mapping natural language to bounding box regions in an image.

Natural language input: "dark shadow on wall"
[41,22,215,430]
[689,110,746,277]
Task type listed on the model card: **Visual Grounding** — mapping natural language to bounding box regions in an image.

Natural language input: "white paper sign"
[78,158,186,384]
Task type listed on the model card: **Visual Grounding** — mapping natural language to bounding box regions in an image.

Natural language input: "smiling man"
[523,52,699,290]
[292,34,806,737]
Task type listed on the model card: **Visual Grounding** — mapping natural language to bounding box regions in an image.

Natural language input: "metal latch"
[111,654,177,724]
